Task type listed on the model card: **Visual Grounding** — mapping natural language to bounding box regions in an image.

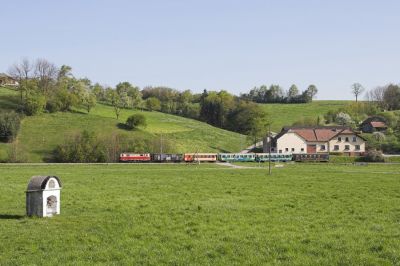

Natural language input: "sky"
[1,0,399,100]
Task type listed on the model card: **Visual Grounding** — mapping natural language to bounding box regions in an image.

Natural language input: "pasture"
[260,100,349,132]
[0,163,399,265]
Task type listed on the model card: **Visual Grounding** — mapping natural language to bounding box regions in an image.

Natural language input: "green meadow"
[0,163,399,265]
[260,101,349,132]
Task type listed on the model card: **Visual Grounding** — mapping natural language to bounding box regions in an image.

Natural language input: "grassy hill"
[260,100,350,132]
[0,87,247,162]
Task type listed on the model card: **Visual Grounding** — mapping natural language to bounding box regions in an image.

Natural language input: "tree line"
[240,84,318,103]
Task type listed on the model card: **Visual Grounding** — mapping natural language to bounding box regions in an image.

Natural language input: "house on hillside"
[360,116,387,133]
[0,73,18,87]
[264,126,366,156]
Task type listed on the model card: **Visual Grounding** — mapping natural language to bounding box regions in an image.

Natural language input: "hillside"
[260,100,350,132]
[0,87,247,162]
[0,87,351,162]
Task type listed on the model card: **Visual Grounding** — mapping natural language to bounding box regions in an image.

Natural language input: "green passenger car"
[255,153,293,162]
[218,153,256,162]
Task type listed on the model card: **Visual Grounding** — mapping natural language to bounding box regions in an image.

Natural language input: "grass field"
[0,163,399,265]
[260,101,349,132]
[0,87,246,162]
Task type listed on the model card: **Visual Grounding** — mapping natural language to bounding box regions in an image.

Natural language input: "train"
[119,152,329,163]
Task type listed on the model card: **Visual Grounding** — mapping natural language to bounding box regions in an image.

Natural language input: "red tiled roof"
[314,128,340,140]
[370,121,387,128]
[293,129,318,141]
[291,128,341,141]
[284,127,358,142]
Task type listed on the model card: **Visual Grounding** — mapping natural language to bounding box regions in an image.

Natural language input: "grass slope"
[0,163,399,264]
[0,87,246,162]
[260,100,350,132]
[0,87,19,111]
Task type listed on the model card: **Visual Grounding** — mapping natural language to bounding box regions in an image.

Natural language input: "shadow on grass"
[0,214,24,220]
[69,109,88,115]
[117,123,133,131]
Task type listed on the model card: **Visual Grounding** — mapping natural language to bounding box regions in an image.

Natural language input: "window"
[285,148,289,152]
[345,145,350,150]
[334,145,339,151]
[345,137,349,142]
[320,145,326,150]
[301,148,304,152]
[355,145,360,150]
[291,148,295,152]
[353,136,357,142]
[279,150,282,153]
[338,137,342,141]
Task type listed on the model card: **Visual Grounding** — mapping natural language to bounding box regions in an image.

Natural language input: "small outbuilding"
[360,116,388,133]
[26,176,62,217]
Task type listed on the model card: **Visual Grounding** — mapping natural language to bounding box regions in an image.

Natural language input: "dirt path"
[215,162,260,169]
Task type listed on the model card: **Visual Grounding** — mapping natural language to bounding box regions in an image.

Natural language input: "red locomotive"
[119,153,151,162]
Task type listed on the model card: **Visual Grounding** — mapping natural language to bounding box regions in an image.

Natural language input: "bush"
[125,114,147,130]
[54,130,106,163]
[5,141,28,163]
[362,149,385,162]
[24,93,46,115]
[0,111,21,142]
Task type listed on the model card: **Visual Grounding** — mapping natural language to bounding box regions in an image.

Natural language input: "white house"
[265,126,366,155]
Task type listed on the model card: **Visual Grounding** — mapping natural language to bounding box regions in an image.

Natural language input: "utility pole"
[268,124,272,175]
[160,133,163,154]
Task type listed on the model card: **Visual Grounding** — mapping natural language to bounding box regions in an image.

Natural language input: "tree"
[92,83,106,101]
[145,97,161,111]
[8,58,33,102]
[109,90,123,119]
[247,113,270,148]
[58,65,73,81]
[305,85,318,100]
[288,84,299,99]
[126,86,142,109]
[335,112,354,127]
[383,84,400,110]
[34,58,58,96]
[351,83,365,102]
[84,93,97,113]
[125,114,147,130]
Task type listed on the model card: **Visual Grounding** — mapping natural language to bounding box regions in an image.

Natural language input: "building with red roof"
[264,126,366,155]
[360,116,388,133]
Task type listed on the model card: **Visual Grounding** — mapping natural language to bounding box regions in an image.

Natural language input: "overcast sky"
[1,0,399,99]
